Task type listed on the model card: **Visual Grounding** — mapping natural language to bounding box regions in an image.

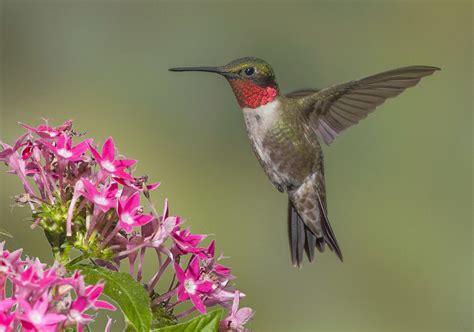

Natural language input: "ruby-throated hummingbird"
[169,58,439,267]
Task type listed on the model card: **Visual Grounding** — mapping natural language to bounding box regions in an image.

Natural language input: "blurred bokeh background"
[0,1,472,331]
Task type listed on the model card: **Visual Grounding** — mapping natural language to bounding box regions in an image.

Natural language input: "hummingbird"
[169,58,439,267]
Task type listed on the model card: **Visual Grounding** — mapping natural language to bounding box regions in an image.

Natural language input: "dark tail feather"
[289,200,328,267]
[288,202,305,268]
[316,193,343,261]
[304,227,316,262]
[288,195,343,266]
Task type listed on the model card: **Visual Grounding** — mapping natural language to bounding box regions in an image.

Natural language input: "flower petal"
[114,159,137,168]
[124,192,140,212]
[134,214,153,226]
[102,137,115,161]
[189,294,206,314]
[94,300,116,311]
[173,263,186,283]
[88,143,102,162]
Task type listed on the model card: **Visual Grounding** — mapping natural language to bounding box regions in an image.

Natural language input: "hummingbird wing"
[302,65,440,145]
[285,88,319,98]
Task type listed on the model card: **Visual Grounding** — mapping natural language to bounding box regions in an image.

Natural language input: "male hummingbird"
[169,58,439,267]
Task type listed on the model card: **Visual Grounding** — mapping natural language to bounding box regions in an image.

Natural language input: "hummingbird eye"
[243,67,255,76]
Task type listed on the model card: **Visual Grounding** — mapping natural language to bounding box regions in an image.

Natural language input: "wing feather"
[303,65,440,144]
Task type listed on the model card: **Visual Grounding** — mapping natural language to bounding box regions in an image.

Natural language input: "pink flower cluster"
[0,120,253,330]
[0,242,115,332]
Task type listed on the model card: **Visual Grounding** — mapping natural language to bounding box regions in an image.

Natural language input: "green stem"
[65,253,89,268]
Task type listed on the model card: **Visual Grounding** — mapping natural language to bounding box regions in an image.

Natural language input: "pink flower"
[117,192,154,233]
[0,143,35,196]
[80,179,118,212]
[20,120,72,139]
[172,228,206,255]
[10,261,59,301]
[219,291,253,332]
[174,257,214,314]
[114,176,160,192]
[0,312,15,332]
[89,137,136,181]
[67,297,94,332]
[19,295,67,332]
[201,240,232,277]
[41,133,91,161]
[0,245,115,331]
[82,284,116,311]
[0,299,16,332]
[1,120,254,330]
[68,283,115,332]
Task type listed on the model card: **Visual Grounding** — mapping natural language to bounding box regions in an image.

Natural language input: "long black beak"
[169,66,225,75]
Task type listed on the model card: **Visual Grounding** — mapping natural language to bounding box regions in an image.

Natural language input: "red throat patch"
[228,79,278,109]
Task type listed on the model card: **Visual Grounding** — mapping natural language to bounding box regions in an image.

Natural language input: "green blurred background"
[0,1,472,331]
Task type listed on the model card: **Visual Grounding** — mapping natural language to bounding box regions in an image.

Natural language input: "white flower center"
[69,309,82,322]
[94,196,108,206]
[29,310,42,325]
[184,279,197,295]
[0,325,5,332]
[57,148,72,158]
[101,161,116,172]
[122,213,135,225]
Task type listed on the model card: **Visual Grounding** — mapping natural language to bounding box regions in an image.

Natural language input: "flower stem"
[175,306,197,319]
[65,253,89,268]
[148,257,171,293]
[152,287,177,305]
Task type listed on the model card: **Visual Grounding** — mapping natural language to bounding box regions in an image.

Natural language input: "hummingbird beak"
[169,66,227,76]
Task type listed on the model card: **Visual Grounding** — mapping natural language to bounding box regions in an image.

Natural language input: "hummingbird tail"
[288,173,343,267]
[288,200,326,268]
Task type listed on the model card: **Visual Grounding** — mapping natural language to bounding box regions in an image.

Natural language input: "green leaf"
[74,264,152,332]
[152,309,222,332]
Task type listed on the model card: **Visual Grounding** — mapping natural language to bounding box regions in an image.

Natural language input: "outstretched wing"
[300,66,440,145]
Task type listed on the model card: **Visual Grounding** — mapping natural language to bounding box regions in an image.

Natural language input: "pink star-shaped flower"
[41,133,91,161]
[117,191,154,233]
[20,120,72,139]
[172,228,206,255]
[18,295,67,332]
[89,137,136,181]
[219,291,253,332]
[80,179,118,213]
[174,257,214,314]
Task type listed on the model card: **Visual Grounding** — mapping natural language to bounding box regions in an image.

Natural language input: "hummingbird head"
[169,57,280,109]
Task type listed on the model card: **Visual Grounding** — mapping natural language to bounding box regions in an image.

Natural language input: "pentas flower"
[1,120,253,330]
[201,240,232,277]
[0,299,16,331]
[117,191,154,233]
[19,295,67,332]
[80,179,118,212]
[68,283,116,332]
[174,257,214,314]
[81,284,116,311]
[89,137,136,181]
[41,133,91,161]
[20,120,72,139]
[172,228,207,255]
[68,297,94,332]
[0,142,34,196]
[219,291,253,332]
[0,243,115,331]
[115,175,161,192]
[10,260,58,297]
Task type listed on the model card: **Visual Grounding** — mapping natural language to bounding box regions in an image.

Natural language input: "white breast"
[242,100,280,166]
